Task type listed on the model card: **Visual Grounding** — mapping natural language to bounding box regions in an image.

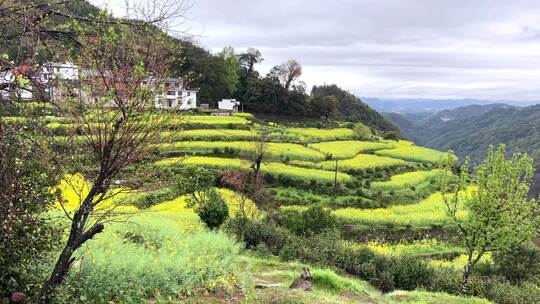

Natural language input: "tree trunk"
[35,182,105,303]
[461,262,473,294]
[255,157,261,182]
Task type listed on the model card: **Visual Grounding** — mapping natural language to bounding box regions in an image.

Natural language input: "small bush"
[369,271,395,293]
[195,189,229,230]
[278,205,337,236]
[492,244,540,284]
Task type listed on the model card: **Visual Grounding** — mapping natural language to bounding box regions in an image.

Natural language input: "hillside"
[7,103,524,303]
[312,85,401,133]
[383,104,540,197]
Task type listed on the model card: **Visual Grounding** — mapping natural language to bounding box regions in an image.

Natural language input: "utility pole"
[334,159,338,192]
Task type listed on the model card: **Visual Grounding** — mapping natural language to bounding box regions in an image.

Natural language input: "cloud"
[91,0,540,101]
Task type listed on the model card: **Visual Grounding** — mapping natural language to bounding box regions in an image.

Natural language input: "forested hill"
[14,1,398,133]
[384,104,540,197]
[311,85,400,133]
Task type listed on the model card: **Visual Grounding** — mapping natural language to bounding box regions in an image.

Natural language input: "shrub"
[491,243,540,284]
[369,271,395,293]
[225,218,289,254]
[278,205,337,236]
[194,189,229,230]
[388,256,433,290]
[382,131,399,141]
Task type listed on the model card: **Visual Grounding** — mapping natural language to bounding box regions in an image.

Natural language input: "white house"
[218,99,240,112]
[154,77,197,110]
[41,62,79,81]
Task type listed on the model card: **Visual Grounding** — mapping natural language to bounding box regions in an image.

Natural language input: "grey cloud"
[93,0,540,101]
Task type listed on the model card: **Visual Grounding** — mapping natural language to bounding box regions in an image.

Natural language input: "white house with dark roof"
[154,77,197,110]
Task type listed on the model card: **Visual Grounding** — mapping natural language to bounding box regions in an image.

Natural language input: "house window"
[167,99,173,107]
[187,91,191,96]
[167,91,175,96]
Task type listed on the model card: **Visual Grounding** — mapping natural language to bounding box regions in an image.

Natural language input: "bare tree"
[250,130,269,183]
[35,5,188,303]
[270,59,302,91]
[269,59,302,112]
[239,47,263,75]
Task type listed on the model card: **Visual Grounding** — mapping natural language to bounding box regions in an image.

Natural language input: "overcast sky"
[90,0,540,101]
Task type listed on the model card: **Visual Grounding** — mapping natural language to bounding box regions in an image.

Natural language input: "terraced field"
[13,106,499,303]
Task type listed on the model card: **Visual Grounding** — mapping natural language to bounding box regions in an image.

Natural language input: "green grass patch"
[163,129,258,141]
[370,169,443,191]
[158,141,326,162]
[64,212,242,303]
[283,127,356,142]
[155,156,352,184]
[308,140,396,159]
[375,145,452,164]
[333,191,467,229]
[322,154,408,171]
[387,290,492,304]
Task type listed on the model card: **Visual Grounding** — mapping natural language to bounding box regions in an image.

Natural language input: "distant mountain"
[384,103,540,198]
[363,97,538,113]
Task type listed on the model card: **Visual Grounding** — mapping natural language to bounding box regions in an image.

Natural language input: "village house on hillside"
[218,98,241,112]
[1,62,198,109]
[154,77,197,110]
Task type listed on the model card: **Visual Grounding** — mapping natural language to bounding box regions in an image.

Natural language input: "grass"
[168,115,249,128]
[163,129,258,141]
[387,290,492,304]
[264,162,353,184]
[333,190,469,229]
[375,145,452,164]
[245,256,491,304]
[155,156,250,170]
[283,128,356,142]
[155,156,353,184]
[320,153,408,171]
[370,169,443,191]
[308,140,396,159]
[365,239,463,257]
[158,141,326,162]
[64,212,242,303]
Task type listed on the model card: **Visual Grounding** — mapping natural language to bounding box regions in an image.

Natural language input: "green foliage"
[352,122,373,140]
[382,131,400,141]
[61,213,241,303]
[0,118,61,297]
[491,243,540,284]
[371,169,443,191]
[308,140,395,159]
[194,188,229,230]
[218,46,241,95]
[438,145,539,292]
[310,85,400,133]
[375,145,451,164]
[278,205,337,236]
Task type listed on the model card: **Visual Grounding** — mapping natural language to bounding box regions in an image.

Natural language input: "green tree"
[176,167,229,229]
[0,111,61,299]
[193,189,229,230]
[352,122,372,140]
[218,46,240,96]
[437,145,539,294]
[309,95,338,119]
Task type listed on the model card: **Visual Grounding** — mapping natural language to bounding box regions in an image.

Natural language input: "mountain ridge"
[383,103,540,197]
